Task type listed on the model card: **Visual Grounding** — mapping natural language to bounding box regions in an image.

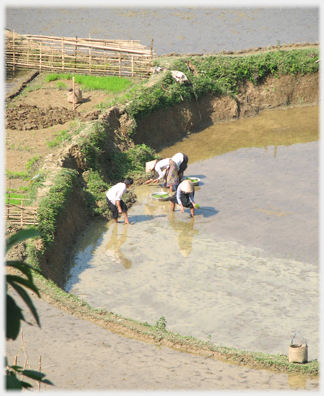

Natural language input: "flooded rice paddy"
[65,106,319,360]
[5,7,319,56]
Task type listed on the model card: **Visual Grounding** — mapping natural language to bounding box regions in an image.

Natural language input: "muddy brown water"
[65,105,319,362]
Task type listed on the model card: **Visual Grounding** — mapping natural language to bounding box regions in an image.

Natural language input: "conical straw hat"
[180,179,194,193]
[146,160,158,173]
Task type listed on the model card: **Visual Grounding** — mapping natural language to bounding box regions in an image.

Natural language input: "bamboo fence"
[5,30,155,77]
[5,196,38,226]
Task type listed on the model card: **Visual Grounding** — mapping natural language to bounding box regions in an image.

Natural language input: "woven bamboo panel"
[5,203,38,226]
[5,30,155,77]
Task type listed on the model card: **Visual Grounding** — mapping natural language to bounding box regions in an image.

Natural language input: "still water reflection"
[65,106,319,361]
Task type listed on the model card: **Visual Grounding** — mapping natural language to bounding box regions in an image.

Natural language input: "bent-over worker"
[170,179,197,217]
[171,152,189,186]
[106,177,134,224]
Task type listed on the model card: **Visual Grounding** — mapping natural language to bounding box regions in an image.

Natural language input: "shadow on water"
[158,107,319,164]
[131,214,167,224]
[195,207,219,218]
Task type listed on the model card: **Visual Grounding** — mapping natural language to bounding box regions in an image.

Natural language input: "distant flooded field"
[5,7,319,55]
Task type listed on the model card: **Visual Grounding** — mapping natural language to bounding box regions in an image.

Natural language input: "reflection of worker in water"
[105,223,132,269]
[168,213,198,257]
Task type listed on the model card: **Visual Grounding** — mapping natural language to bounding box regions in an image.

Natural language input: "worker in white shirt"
[145,153,188,194]
[171,152,189,182]
[106,177,134,224]
[145,158,173,192]
[170,179,197,217]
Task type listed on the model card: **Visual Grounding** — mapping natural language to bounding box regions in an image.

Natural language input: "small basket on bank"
[289,332,308,364]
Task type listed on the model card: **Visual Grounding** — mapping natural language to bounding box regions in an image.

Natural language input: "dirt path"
[6,289,319,391]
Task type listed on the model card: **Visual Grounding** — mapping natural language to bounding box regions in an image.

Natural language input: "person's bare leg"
[123,212,130,224]
[190,207,195,217]
[170,201,175,211]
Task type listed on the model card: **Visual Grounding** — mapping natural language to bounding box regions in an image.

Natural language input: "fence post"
[27,38,30,69]
[131,40,134,78]
[39,40,42,71]
[151,39,154,65]
[74,36,77,73]
[89,34,92,75]
[20,201,24,227]
[51,33,54,72]
[61,37,64,72]
[12,29,15,73]
[119,43,121,77]
[7,190,10,220]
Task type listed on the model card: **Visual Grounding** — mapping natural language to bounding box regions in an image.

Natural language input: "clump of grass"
[47,129,72,148]
[45,73,133,93]
[6,170,29,180]
[26,155,40,172]
[55,81,67,90]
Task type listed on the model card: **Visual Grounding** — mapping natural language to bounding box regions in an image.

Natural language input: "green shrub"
[125,48,319,121]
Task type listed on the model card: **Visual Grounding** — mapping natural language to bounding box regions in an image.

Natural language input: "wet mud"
[65,105,319,361]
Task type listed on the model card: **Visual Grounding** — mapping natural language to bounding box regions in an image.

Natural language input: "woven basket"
[289,332,308,363]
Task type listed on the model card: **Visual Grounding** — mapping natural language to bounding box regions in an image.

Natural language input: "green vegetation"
[186,177,199,183]
[152,193,169,198]
[36,169,79,251]
[6,170,29,180]
[26,155,40,172]
[5,228,53,390]
[108,144,159,180]
[6,155,41,182]
[125,48,319,123]
[82,169,111,217]
[45,73,133,92]
[76,121,158,215]
[5,192,31,206]
[55,81,67,90]
[47,129,72,148]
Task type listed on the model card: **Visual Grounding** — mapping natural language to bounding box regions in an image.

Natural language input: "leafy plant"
[55,81,67,90]
[26,155,40,172]
[156,316,167,331]
[47,129,72,148]
[6,228,41,340]
[5,228,54,390]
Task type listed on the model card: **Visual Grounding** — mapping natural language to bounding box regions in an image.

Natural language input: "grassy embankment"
[10,47,319,377]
